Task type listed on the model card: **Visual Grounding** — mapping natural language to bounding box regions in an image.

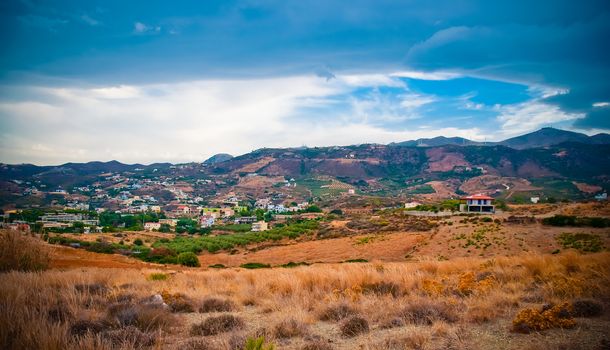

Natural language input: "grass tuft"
[190,314,244,336]
[340,316,369,337]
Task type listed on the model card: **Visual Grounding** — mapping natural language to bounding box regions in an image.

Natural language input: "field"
[1,202,610,349]
[2,247,610,349]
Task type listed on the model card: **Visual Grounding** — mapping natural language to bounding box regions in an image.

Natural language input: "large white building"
[460,194,495,213]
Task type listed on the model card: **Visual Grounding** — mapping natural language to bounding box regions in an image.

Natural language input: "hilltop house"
[144,222,161,231]
[404,201,421,209]
[235,216,257,224]
[251,221,269,232]
[199,215,215,228]
[460,194,495,213]
[159,218,177,227]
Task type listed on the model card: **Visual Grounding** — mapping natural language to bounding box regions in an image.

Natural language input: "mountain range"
[1,128,609,206]
[391,127,610,149]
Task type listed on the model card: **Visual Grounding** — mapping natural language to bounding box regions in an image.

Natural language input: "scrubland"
[1,228,609,350]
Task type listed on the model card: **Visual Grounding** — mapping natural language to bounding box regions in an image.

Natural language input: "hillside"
[1,128,609,210]
[393,127,610,149]
[498,127,592,149]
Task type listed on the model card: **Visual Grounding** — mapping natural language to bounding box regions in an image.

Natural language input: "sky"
[1,0,609,165]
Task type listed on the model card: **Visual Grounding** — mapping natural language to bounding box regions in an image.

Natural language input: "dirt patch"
[460,175,539,196]
[48,245,159,269]
[425,148,469,172]
[199,232,424,267]
[236,157,276,173]
[573,182,603,194]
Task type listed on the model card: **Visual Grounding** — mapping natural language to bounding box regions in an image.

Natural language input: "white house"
[144,222,161,231]
[251,221,269,232]
[404,201,421,209]
[460,194,495,213]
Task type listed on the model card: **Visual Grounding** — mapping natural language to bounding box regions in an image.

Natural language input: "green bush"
[240,262,270,269]
[280,261,310,268]
[148,273,169,281]
[344,258,368,263]
[152,220,319,255]
[557,233,604,253]
[177,252,200,267]
[543,215,610,228]
[133,238,143,246]
[208,264,226,269]
[244,336,275,350]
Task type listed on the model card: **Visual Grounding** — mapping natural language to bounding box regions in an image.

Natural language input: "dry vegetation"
[1,246,609,349]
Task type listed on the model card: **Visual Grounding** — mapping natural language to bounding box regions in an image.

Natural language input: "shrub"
[74,282,109,296]
[318,303,358,322]
[399,300,458,325]
[0,230,49,272]
[162,292,195,313]
[543,215,610,228]
[340,316,369,337]
[273,318,308,338]
[557,233,604,253]
[301,340,334,350]
[107,302,177,331]
[343,259,368,263]
[133,305,177,331]
[571,299,604,317]
[362,281,402,297]
[240,262,271,269]
[69,319,112,337]
[209,263,226,268]
[48,304,74,323]
[199,297,235,313]
[190,314,245,336]
[177,252,200,267]
[133,238,143,246]
[105,326,156,347]
[148,273,168,281]
[244,336,276,350]
[512,302,575,333]
[281,261,311,268]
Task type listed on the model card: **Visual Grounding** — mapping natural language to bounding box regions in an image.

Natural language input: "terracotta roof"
[461,194,494,200]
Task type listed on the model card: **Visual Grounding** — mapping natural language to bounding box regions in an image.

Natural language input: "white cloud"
[80,14,100,26]
[338,74,404,88]
[496,100,585,137]
[90,85,141,99]
[134,22,160,34]
[390,70,460,81]
[0,71,487,165]
[593,102,609,108]
[134,22,148,32]
[400,93,435,109]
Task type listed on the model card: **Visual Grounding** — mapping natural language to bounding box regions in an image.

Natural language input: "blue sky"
[1,0,609,164]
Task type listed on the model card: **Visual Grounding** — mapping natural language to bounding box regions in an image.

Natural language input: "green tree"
[177,252,200,267]
[159,223,172,233]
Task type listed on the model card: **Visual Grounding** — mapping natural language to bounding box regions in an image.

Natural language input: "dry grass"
[190,314,245,336]
[0,251,609,349]
[0,230,49,272]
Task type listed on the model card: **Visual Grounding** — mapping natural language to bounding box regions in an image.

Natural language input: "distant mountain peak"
[204,153,234,165]
[499,127,590,149]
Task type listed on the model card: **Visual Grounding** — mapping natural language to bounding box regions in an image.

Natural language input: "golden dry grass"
[1,251,609,349]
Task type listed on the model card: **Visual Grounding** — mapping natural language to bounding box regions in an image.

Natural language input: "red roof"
[461,194,494,200]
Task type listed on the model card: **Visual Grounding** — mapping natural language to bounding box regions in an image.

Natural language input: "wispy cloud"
[0,72,485,164]
[496,100,585,137]
[80,14,100,26]
[134,21,161,34]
